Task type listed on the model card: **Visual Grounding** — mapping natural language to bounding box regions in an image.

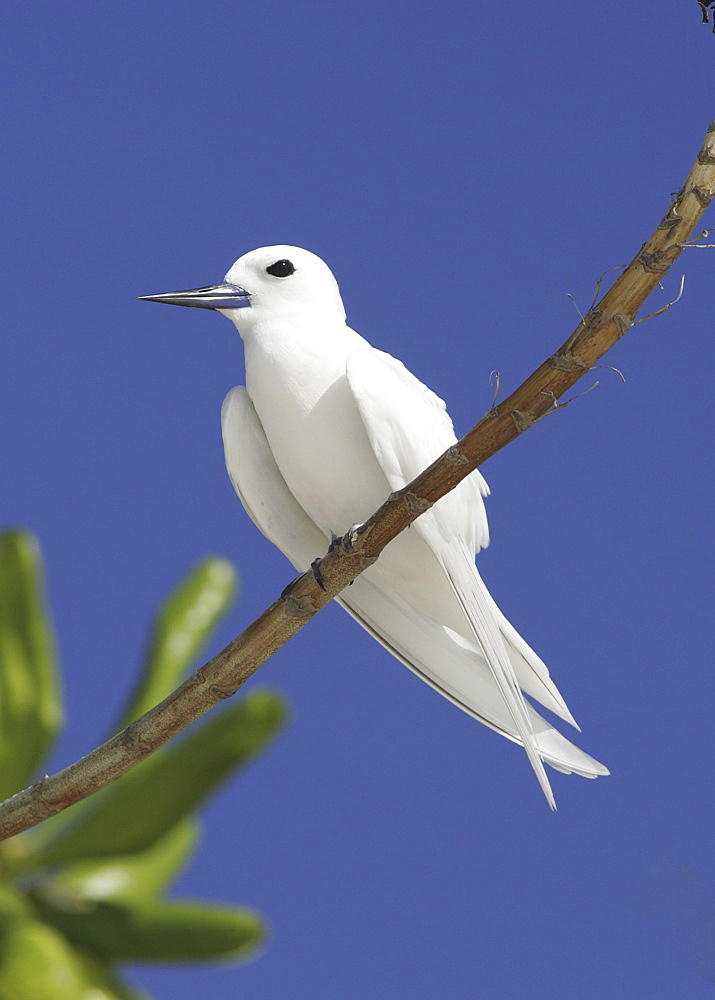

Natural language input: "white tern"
[141,245,608,807]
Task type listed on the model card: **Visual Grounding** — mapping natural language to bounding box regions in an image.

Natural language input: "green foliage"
[119,556,238,729]
[0,532,62,800]
[0,531,287,999]
[40,690,285,866]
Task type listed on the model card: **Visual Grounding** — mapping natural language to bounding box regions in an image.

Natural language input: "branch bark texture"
[1,121,713,843]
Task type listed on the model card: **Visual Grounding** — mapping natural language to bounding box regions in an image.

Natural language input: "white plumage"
[143,245,608,806]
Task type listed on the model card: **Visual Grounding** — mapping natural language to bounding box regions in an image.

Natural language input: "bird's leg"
[331,523,364,553]
[311,525,364,591]
[310,557,327,591]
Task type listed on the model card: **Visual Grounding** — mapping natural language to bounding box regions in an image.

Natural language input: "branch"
[1,120,713,843]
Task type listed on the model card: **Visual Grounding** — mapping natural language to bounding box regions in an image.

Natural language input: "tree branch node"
[121,728,154,753]
[691,185,713,207]
[401,492,433,516]
[510,409,536,433]
[550,352,588,373]
[638,251,670,273]
[561,307,603,353]
[444,445,470,466]
[613,313,633,338]
[657,211,683,233]
[280,582,317,618]
[33,776,60,818]
[188,665,210,687]
[208,684,238,701]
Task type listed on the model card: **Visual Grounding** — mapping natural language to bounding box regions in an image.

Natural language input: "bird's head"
[140,245,346,329]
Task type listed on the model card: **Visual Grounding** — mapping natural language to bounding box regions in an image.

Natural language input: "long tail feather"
[338,571,608,788]
[439,546,557,808]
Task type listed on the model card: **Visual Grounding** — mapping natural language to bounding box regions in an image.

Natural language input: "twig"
[0,119,713,843]
[566,293,585,323]
[589,264,628,311]
[634,275,685,325]
[678,227,715,247]
[489,370,501,410]
[592,365,626,383]
[539,381,601,417]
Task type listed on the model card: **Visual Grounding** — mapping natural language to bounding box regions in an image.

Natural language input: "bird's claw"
[344,523,364,552]
[310,557,326,591]
[327,523,363,553]
[314,524,364,590]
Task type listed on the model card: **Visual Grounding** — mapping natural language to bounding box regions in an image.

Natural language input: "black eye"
[266,259,295,278]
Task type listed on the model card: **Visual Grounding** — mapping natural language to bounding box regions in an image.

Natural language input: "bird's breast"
[242,330,392,537]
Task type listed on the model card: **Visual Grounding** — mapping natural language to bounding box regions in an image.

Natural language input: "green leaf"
[0,919,108,1000]
[0,884,31,929]
[0,531,62,799]
[119,558,238,728]
[35,896,264,963]
[78,960,153,1000]
[28,556,237,856]
[41,689,287,864]
[44,818,199,904]
[0,629,39,800]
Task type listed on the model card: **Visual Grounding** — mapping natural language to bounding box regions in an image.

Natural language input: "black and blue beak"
[139,283,251,310]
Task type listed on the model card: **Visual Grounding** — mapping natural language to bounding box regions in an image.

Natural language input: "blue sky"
[2,3,714,997]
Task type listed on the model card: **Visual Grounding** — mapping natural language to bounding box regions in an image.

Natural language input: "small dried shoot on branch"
[1,120,714,844]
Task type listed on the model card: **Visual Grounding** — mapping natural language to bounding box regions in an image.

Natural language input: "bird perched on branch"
[142,245,608,807]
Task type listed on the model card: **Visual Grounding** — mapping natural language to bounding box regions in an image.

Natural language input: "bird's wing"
[221,388,606,779]
[346,348,490,554]
[344,349,575,724]
[221,386,329,569]
[345,349,597,806]
[338,577,608,777]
